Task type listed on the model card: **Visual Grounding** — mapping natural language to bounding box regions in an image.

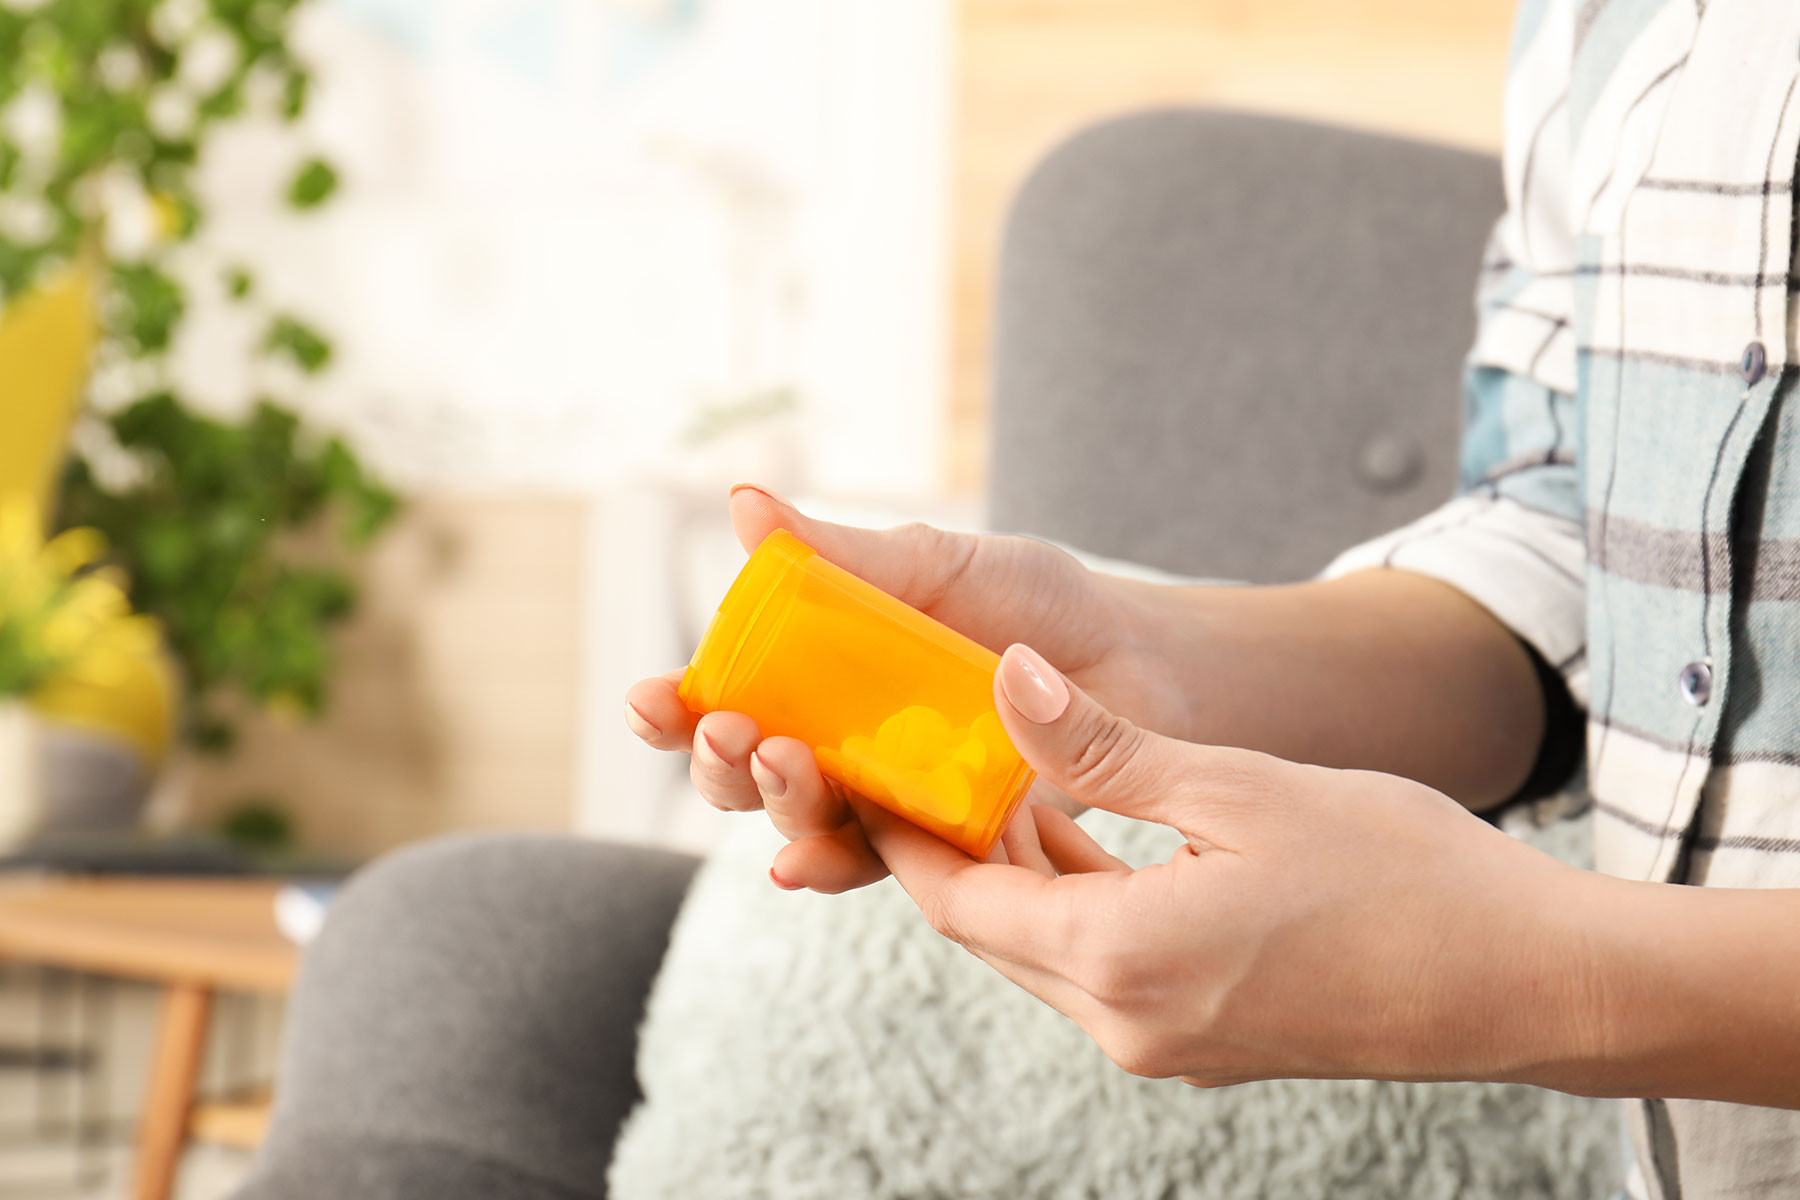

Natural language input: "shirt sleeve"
[1321,0,1588,816]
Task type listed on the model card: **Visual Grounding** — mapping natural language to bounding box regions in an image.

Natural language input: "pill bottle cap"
[680,529,812,713]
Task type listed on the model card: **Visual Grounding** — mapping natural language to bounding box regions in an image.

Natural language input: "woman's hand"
[858,642,1601,1089]
[624,484,1190,894]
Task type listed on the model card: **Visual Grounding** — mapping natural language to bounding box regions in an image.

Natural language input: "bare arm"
[1547,876,1800,1108]
[1116,567,1548,811]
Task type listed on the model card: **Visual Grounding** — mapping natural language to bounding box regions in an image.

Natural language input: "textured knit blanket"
[609,807,1624,1199]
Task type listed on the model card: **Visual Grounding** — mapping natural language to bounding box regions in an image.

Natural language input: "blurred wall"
[157,0,949,501]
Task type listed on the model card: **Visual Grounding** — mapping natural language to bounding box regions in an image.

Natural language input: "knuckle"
[919,878,970,944]
[1073,945,1150,1009]
[1180,1071,1244,1091]
[1194,750,1286,812]
[689,745,731,783]
[893,520,940,544]
[1095,1023,1169,1079]
[1066,715,1147,796]
[894,521,955,572]
[896,521,961,558]
[690,759,754,811]
[896,522,979,608]
[1219,751,1282,792]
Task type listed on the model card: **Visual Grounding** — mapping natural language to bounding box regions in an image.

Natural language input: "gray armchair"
[236,111,1507,1199]
[991,108,1500,579]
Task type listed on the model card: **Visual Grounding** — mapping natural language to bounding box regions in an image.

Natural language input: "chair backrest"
[988,110,1505,583]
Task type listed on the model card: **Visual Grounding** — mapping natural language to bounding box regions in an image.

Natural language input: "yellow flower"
[40,526,107,579]
[33,612,175,765]
[0,498,176,764]
[41,571,133,657]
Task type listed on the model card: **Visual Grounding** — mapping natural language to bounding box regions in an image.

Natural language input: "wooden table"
[0,877,298,1200]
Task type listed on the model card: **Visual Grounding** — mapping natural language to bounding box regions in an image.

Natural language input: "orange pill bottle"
[680,530,1036,858]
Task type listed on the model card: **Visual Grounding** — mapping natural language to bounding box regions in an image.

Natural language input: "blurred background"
[0,1,1512,1196]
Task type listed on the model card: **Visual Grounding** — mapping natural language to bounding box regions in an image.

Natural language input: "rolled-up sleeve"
[1321,487,1585,694]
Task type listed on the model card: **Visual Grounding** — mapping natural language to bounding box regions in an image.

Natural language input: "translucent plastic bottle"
[680,530,1036,857]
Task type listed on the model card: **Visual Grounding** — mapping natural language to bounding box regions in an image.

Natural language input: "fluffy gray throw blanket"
[609,810,1623,1199]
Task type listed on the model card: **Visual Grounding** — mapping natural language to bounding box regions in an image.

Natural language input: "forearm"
[1533,875,1800,1109]
[1113,567,1546,811]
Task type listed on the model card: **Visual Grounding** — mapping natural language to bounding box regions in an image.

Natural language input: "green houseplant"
[59,395,397,753]
[0,1,397,839]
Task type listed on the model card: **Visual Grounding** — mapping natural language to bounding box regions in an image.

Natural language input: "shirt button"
[1740,341,1768,385]
[1679,660,1713,707]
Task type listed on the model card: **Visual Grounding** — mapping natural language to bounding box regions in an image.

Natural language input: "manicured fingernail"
[750,750,787,798]
[729,482,792,508]
[624,702,661,739]
[769,867,802,891]
[1000,644,1069,724]
[696,729,730,767]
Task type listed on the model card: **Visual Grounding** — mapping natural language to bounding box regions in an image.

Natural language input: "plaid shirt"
[1325,1,1800,1196]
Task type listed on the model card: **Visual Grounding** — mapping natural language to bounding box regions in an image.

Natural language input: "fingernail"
[623,702,661,739]
[729,482,793,508]
[1000,644,1069,724]
[750,750,787,798]
[769,866,802,891]
[696,729,730,767]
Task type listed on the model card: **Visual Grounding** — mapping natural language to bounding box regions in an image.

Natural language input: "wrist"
[1471,860,1621,1093]
[1094,572,1209,742]
[1456,864,1800,1108]
[1386,849,1606,1089]
[1536,874,1800,1106]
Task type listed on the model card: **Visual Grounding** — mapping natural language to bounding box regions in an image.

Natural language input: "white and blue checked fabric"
[1326,2,1800,1196]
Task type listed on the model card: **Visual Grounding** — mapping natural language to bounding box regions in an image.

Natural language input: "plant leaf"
[109,264,187,355]
[263,315,332,373]
[281,67,310,121]
[285,157,338,210]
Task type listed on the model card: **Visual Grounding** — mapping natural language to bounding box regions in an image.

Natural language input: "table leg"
[133,983,212,1200]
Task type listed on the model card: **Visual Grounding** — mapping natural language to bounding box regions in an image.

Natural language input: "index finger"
[849,795,1085,977]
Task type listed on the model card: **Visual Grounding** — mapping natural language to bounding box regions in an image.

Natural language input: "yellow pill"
[881,767,930,816]
[971,711,1012,757]
[950,735,987,775]
[925,762,973,823]
[886,762,973,825]
[877,705,955,770]
[841,734,881,765]
[865,764,906,807]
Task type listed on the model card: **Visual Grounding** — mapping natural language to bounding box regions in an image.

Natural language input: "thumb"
[728,483,978,611]
[993,643,1277,832]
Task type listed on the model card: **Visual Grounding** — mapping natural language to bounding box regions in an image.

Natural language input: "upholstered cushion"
[988,109,1503,583]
